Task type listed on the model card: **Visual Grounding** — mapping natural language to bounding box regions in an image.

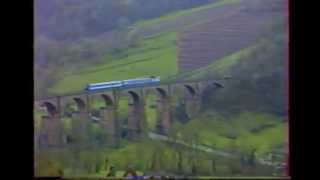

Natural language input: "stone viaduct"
[35,80,225,148]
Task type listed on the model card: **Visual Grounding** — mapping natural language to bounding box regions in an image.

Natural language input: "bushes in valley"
[172,110,285,156]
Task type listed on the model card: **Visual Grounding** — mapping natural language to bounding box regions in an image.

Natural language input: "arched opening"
[101,94,114,107]
[128,91,140,104]
[184,85,196,97]
[89,94,114,119]
[73,98,86,112]
[154,87,171,134]
[155,87,168,99]
[42,102,58,117]
[212,82,224,88]
[126,91,143,137]
[201,82,223,95]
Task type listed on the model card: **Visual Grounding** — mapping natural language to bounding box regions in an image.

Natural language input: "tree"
[150,150,160,171]
[177,150,183,173]
[191,161,197,176]
[173,99,189,124]
[167,122,181,146]
[248,148,257,166]
[211,159,216,175]
[128,30,142,48]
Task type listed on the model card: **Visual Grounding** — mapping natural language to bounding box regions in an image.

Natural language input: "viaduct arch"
[39,101,62,147]
[35,80,225,147]
[154,87,171,134]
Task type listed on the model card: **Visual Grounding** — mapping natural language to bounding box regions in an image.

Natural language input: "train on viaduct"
[34,78,226,148]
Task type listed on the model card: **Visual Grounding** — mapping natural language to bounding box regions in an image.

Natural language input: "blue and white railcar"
[122,77,160,88]
[85,81,122,91]
[84,76,160,92]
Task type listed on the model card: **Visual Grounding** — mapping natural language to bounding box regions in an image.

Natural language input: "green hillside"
[49,32,178,94]
[48,0,242,95]
[36,1,286,177]
[168,42,263,81]
[175,111,285,157]
[135,0,240,28]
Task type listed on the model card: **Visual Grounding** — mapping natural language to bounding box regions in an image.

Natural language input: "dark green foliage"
[35,0,217,41]
[150,151,160,171]
[177,151,183,173]
[202,19,285,117]
[35,1,286,177]
[248,148,257,166]
[250,124,275,133]
[211,159,216,174]
[191,162,197,175]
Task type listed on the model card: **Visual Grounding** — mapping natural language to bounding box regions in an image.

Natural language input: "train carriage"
[84,77,160,92]
[85,80,122,91]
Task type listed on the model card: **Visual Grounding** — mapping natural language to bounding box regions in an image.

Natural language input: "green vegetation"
[175,111,284,157]
[49,32,178,94]
[135,0,240,28]
[144,95,158,130]
[35,0,223,97]
[36,0,219,41]
[48,0,242,95]
[178,42,264,80]
[36,133,277,177]
[36,0,243,97]
[35,157,64,177]
[35,0,285,177]
[34,109,46,129]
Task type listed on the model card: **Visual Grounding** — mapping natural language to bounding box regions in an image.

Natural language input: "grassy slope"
[48,0,240,95]
[49,32,178,94]
[135,0,240,28]
[168,31,284,157]
[177,111,284,157]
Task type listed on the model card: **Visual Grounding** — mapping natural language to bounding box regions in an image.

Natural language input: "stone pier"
[71,111,90,143]
[127,101,145,138]
[185,95,201,119]
[39,115,63,148]
[100,106,119,143]
[155,97,171,135]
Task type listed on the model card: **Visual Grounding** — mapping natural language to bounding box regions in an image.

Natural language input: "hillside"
[35,0,287,177]
[35,0,225,97]
[48,32,178,94]
[131,0,241,37]
[45,0,243,96]
[177,1,283,71]
[37,0,284,97]
[35,0,219,41]
[177,17,285,116]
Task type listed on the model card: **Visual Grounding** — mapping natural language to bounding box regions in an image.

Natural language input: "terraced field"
[177,5,283,72]
[169,42,263,81]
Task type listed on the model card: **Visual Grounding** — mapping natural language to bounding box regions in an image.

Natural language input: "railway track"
[34,77,231,101]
